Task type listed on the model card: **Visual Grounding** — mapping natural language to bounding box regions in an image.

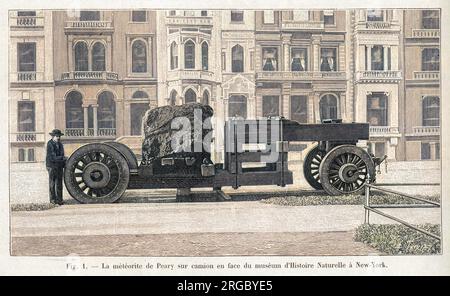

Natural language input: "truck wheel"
[64,143,130,204]
[319,145,375,196]
[303,145,325,190]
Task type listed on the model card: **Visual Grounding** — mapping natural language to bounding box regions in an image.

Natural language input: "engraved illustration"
[9,9,441,257]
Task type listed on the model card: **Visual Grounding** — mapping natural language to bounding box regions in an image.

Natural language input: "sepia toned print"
[8,8,441,259]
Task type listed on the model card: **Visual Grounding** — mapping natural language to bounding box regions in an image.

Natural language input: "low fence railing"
[363,177,441,241]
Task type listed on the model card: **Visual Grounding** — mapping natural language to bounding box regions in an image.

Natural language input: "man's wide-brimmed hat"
[49,129,64,136]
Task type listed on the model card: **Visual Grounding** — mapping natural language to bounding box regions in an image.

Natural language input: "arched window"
[169,90,177,106]
[232,44,244,72]
[132,91,149,99]
[184,89,197,104]
[92,42,106,71]
[170,42,178,70]
[130,103,149,136]
[74,42,89,71]
[202,90,210,105]
[423,96,440,126]
[132,40,147,73]
[201,42,209,70]
[319,94,338,121]
[65,91,84,128]
[98,91,116,129]
[184,40,195,69]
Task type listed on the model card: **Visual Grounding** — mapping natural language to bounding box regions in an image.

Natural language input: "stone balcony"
[256,71,346,81]
[65,128,116,138]
[64,21,114,34]
[10,16,44,28]
[11,132,45,143]
[165,16,213,26]
[369,126,400,137]
[355,21,400,32]
[356,70,402,83]
[60,71,119,82]
[407,126,440,137]
[11,72,45,83]
[281,20,324,31]
[411,29,440,38]
[167,70,215,82]
[413,71,440,80]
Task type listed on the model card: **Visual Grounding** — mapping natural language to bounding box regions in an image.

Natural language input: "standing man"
[46,129,67,205]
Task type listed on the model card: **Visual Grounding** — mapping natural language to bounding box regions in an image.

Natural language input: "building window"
[170,42,178,70]
[184,89,197,104]
[184,40,195,69]
[91,42,106,71]
[18,43,36,72]
[368,142,386,158]
[324,10,335,25]
[291,48,307,71]
[367,93,388,126]
[371,45,384,70]
[293,10,309,21]
[98,91,116,129]
[65,91,84,129]
[263,11,275,24]
[320,94,338,120]
[169,91,177,106]
[201,11,208,17]
[422,48,439,71]
[262,47,278,71]
[132,91,149,99]
[320,48,336,71]
[18,11,36,16]
[18,149,25,162]
[80,11,100,21]
[130,103,149,136]
[232,44,244,73]
[132,40,147,73]
[421,143,431,160]
[436,143,440,160]
[201,42,209,71]
[290,96,307,123]
[18,101,35,132]
[169,10,176,16]
[28,148,35,162]
[422,10,439,29]
[132,10,147,22]
[202,90,210,105]
[262,96,279,117]
[367,9,384,22]
[231,10,244,22]
[221,52,226,71]
[422,96,440,126]
[74,42,89,71]
[228,95,247,118]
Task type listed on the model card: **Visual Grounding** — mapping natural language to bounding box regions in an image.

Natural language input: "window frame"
[291,47,308,72]
[422,96,440,127]
[232,44,244,73]
[184,40,196,69]
[230,10,244,23]
[131,10,147,23]
[17,101,36,132]
[290,95,308,123]
[228,95,248,119]
[320,47,338,72]
[262,46,279,71]
[319,94,339,121]
[17,42,36,72]
[366,93,388,126]
[421,48,440,71]
[131,39,148,73]
[262,95,280,118]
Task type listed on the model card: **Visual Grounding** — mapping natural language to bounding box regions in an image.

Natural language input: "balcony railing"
[60,71,119,81]
[11,16,44,28]
[167,70,215,81]
[412,29,440,38]
[369,126,399,136]
[11,72,45,83]
[413,71,440,80]
[365,21,391,29]
[65,128,116,137]
[411,126,440,136]
[165,16,213,26]
[356,70,402,81]
[11,132,45,142]
[256,71,346,80]
[65,21,113,29]
[281,21,324,31]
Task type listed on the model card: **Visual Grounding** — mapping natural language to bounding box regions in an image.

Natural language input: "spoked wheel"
[319,145,375,196]
[64,143,130,203]
[303,145,326,190]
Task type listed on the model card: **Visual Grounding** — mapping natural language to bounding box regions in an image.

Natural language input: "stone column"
[282,34,291,72]
[92,104,98,136]
[430,142,436,160]
[83,105,89,136]
[383,46,389,70]
[282,83,291,117]
[367,45,372,71]
[339,92,346,121]
[314,93,321,123]
[312,36,320,72]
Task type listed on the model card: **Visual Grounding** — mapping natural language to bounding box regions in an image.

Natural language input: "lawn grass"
[354,223,441,255]
[260,190,440,206]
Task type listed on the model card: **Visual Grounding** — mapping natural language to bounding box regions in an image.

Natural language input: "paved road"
[11,199,440,256]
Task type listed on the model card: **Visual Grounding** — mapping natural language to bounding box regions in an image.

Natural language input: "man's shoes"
[56,201,64,205]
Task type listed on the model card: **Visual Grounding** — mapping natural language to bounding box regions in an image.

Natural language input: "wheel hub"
[82,162,111,189]
[338,163,360,183]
